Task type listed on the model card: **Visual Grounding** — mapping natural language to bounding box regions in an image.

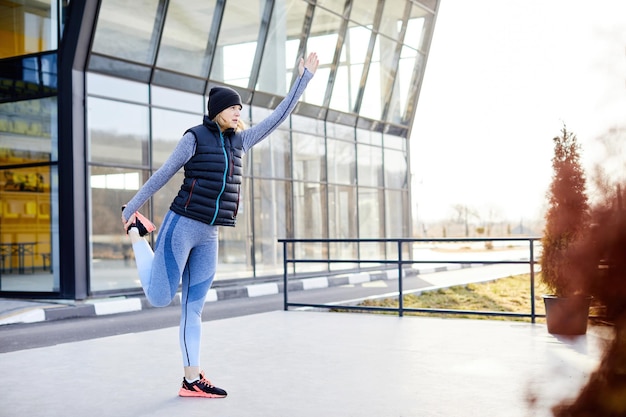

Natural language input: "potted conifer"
[552,184,626,415]
[540,125,592,335]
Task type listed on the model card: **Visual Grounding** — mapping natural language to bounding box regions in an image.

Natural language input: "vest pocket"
[184,178,197,211]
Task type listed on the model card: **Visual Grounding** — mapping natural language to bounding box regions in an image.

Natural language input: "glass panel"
[356,127,382,146]
[253,178,290,277]
[405,14,426,50]
[92,0,160,64]
[302,8,342,106]
[0,95,58,292]
[358,186,384,248]
[90,166,147,292]
[0,97,57,160]
[87,97,149,166]
[0,53,58,103]
[250,128,291,179]
[256,0,307,95]
[292,131,325,183]
[384,148,407,189]
[328,184,358,271]
[385,134,405,151]
[87,73,149,103]
[293,180,328,273]
[386,45,417,125]
[327,138,355,185]
[350,0,377,26]
[156,0,217,77]
[210,1,262,87]
[151,108,201,167]
[151,171,183,228]
[357,144,383,187]
[316,0,345,16]
[216,176,251,280]
[326,122,354,141]
[0,165,56,292]
[360,35,397,120]
[151,85,203,113]
[330,24,370,113]
[292,114,324,136]
[385,189,409,238]
[0,0,58,58]
[380,0,406,42]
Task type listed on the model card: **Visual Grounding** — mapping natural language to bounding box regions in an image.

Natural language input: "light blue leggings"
[131,210,218,367]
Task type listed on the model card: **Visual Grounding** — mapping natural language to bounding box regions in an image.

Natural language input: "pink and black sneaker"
[179,372,227,398]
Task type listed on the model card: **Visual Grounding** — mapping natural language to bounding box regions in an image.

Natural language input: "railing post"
[398,240,403,317]
[529,238,536,323]
[283,241,288,311]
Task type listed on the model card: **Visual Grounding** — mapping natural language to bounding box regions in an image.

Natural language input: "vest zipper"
[210,131,229,225]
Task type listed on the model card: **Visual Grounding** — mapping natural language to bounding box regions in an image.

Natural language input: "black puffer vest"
[170,116,243,227]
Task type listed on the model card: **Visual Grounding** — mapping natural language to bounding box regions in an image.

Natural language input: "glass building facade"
[0,0,439,300]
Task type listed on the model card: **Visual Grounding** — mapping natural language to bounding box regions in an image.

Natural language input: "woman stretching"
[121,52,318,398]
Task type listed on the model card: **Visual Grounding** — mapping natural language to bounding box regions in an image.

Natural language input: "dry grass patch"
[358,274,549,322]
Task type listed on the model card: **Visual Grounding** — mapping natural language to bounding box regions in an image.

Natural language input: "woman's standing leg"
[179,226,218,378]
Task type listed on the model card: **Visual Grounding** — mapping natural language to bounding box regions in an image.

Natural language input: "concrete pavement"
[0,309,608,417]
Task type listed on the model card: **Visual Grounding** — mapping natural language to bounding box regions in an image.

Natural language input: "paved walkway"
[0,310,608,417]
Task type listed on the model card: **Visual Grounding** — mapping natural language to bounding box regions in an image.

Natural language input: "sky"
[410,0,626,224]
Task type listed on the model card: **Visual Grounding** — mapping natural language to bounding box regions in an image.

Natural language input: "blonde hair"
[214,113,246,132]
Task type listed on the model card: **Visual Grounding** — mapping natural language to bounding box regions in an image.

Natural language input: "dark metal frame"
[280,237,542,321]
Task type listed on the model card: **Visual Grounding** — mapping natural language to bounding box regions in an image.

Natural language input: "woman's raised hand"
[298,52,319,76]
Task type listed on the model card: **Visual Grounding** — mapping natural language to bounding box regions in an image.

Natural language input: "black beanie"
[208,86,242,120]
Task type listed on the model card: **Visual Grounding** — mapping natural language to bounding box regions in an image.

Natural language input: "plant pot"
[543,294,592,335]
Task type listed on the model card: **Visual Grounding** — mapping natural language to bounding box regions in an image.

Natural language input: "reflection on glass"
[151,86,203,113]
[384,148,407,189]
[292,132,326,182]
[330,25,371,113]
[387,45,417,124]
[92,0,160,64]
[384,189,410,262]
[360,35,398,120]
[328,184,358,271]
[256,0,307,95]
[217,176,251,278]
[210,2,262,86]
[293,181,328,273]
[327,139,355,185]
[152,108,202,166]
[87,97,149,165]
[250,129,291,179]
[358,187,384,260]
[385,189,408,239]
[357,144,383,187]
[349,0,377,26]
[356,127,382,146]
[380,0,406,41]
[0,97,57,291]
[87,73,148,103]
[90,166,149,292]
[316,0,345,16]
[405,15,426,50]
[156,0,217,77]
[253,178,289,277]
[303,8,342,106]
[0,0,58,58]
[0,166,56,291]
[0,97,56,160]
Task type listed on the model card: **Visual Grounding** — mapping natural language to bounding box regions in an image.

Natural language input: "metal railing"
[279,237,542,322]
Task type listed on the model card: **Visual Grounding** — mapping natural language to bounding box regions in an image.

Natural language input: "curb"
[0,263,479,326]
